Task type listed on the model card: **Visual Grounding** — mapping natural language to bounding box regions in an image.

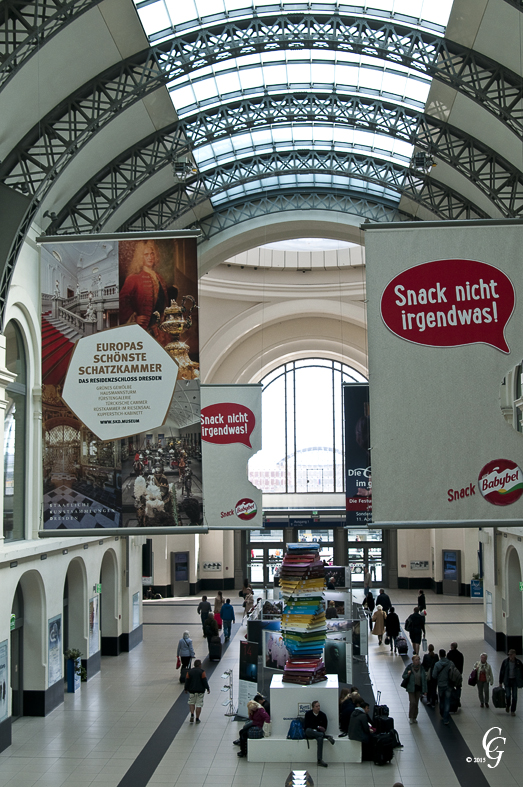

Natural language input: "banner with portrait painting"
[39,233,202,534]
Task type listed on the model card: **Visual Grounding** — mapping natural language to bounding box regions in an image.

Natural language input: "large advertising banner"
[344,383,371,525]
[200,384,262,527]
[0,640,7,723]
[365,221,523,524]
[238,640,259,717]
[48,615,62,687]
[39,234,202,533]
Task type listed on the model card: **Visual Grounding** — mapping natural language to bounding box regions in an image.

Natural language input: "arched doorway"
[506,547,523,653]
[100,550,119,656]
[10,585,23,719]
[64,558,87,664]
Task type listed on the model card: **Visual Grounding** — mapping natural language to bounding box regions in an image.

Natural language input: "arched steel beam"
[116,149,487,232]
[46,87,520,236]
[188,191,412,243]
[0,0,103,91]
[2,12,523,196]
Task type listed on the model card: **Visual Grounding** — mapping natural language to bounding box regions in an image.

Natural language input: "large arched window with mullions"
[248,359,366,494]
[3,321,27,541]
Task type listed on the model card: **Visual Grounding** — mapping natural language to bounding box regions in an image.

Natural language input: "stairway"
[42,314,83,386]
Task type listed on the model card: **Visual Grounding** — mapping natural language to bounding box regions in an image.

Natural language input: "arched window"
[249,359,366,493]
[4,321,27,541]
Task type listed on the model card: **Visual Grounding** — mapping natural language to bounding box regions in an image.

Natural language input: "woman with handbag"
[214,591,224,629]
[371,604,387,645]
[236,700,270,757]
[176,630,195,681]
[473,653,494,707]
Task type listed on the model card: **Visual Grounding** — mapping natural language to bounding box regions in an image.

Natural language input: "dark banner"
[344,383,371,525]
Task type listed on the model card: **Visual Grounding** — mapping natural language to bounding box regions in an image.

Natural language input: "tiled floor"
[1,589,520,787]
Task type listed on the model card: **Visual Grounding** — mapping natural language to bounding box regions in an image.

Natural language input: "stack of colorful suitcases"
[280,543,327,684]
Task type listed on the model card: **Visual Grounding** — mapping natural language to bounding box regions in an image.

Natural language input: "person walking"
[304,700,335,768]
[376,588,391,613]
[214,590,224,629]
[402,654,427,723]
[447,643,464,708]
[363,565,372,596]
[364,590,375,631]
[220,597,235,641]
[432,649,454,725]
[417,590,426,613]
[385,606,400,653]
[371,604,387,645]
[197,595,212,635]
[422,644,439,708]
[243,590,255,619]
[239,579,252,598]
[176,630,195,680]
[184,659,210,723]
[203,610,219,650]
[236,700,270,757]
[405,607,425,656]
[499,649,523,716]
[473,653,494,708]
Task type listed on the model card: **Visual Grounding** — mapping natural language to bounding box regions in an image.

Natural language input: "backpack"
[287,718,305,740]
[447,663,463,688]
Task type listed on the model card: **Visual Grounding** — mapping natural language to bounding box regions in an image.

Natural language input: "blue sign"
[471,579,483,598]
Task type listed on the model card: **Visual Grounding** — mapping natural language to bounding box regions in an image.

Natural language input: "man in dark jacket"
[197,595,212,634]
[304,700,335,767]
[376,589,391,613]
[184,659,210,723]
[447,642,464,708]
[405,607,425,656]
[499,649,523,715]
[348,700,375,760]
[220,598,235,641]
[385,606,401,653]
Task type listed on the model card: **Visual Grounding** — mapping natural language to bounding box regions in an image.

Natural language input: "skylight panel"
[238,67,264,91]
[138,1,170,36]
[192,78,218,102]
[197,0,225,17]
[164,0,197,26]
[264,65,289,86]
[224,0,249,10]
[216,72,241,94]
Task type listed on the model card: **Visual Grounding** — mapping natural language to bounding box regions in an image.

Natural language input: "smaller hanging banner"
[344,383,371,525]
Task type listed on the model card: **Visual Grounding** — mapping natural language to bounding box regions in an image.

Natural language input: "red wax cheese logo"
[236,498,257,520]
[478,459,523,506]
[381,259,515,353]
[201,402,255,447]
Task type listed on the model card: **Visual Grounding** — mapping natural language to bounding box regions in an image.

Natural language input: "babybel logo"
[235,498,257,520]
[482,726,506,768]
[201,403,255,448]
[478,459,523,506]
[380,259,515,353]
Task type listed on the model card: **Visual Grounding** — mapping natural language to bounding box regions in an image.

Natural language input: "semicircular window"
[248,358,366,493]
[4,321,27,541]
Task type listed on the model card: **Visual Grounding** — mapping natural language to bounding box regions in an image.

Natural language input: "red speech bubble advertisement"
[201,402,255,448]
[478,459,523,506]
[381,259,515,353]
[236,498,257,520]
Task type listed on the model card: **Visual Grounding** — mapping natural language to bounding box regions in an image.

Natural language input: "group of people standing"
[197,592,236,645]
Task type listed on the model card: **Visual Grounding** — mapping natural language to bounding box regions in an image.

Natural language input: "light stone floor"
[0,588,520,787]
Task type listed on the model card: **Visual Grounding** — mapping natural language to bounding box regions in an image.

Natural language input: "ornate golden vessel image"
[154,295,199,380]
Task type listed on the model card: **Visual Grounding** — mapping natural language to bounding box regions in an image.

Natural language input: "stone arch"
[100,549,120,655]
[64,557,88,658]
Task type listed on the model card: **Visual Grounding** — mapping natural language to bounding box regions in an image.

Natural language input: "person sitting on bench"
[304,700,335,768]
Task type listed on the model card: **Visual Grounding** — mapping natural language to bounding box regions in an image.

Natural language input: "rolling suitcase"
[492,685,506,709]
[373,691,390,724]
[449,687,460,713]
[396,636,408,654]
[375,715,394,734]
[208,634,222,661]
[373,732,395,766]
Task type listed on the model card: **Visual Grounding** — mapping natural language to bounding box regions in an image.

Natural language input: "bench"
[247,736,361,763]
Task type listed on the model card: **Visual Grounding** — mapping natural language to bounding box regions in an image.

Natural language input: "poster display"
[200,385,262,527]
[238,640,258,717]
[89,596,100,656]
[39,234,202,533]
[344,384,371,525]
[263,630,288,670]
[0,640,7,723]
[365,222,523,524]
[132,592,140,631]
[48,615,62,687]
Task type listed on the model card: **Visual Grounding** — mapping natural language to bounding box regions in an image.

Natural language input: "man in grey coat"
[432,649,454,725]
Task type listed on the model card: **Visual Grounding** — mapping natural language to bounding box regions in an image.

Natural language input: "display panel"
[39,234,202,534]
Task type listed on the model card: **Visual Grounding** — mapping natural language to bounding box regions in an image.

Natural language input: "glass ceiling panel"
[135,1,454,39]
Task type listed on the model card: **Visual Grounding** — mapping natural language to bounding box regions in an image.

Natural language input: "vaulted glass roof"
[133,0,454,212]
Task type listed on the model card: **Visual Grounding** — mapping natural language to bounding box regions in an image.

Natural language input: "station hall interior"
[1,0,523,786]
